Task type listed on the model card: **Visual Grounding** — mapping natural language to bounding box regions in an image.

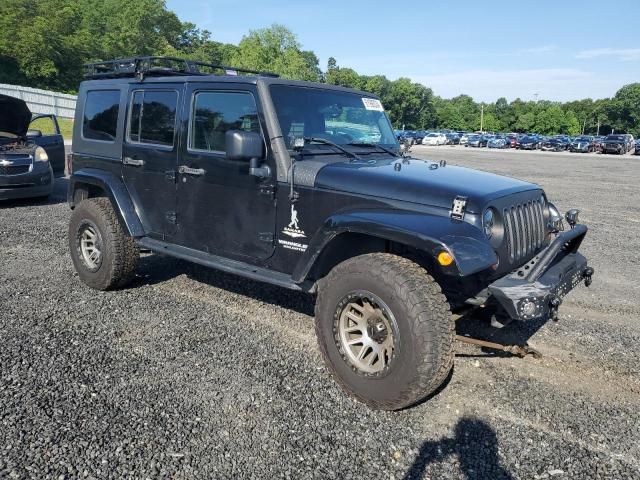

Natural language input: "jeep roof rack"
[83,56,280,81]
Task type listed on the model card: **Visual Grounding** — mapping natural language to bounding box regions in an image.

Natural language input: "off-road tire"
[68,197,139,290]
[315,253,454,410]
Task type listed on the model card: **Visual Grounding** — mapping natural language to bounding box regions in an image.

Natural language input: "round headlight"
[483,208,495,238]
[34,146,49,162]
[547,202,564,232]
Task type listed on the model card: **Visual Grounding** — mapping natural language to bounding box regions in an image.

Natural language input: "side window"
[29,116,59,136]
[83,90,120,142]
[128,90,178,147]
[189,91,260,153]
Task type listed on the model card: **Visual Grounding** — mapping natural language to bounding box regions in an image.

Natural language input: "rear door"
[29,114,65,174]
[121,85,181,239]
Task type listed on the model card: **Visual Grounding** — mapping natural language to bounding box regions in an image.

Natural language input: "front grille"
[503,198,546,265]
[0,165,30,176]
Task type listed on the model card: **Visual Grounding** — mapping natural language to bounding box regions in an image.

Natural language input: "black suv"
[0,94,66,200]
[601,134,632,154]
[67,57,593,410]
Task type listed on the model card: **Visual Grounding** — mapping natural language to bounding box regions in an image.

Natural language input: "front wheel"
[315,253,454,410]
[68,197,140,290]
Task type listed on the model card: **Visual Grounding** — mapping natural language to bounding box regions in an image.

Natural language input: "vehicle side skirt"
[138,237,314,292]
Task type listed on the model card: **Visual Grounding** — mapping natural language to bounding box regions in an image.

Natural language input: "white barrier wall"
[0,83,77,119]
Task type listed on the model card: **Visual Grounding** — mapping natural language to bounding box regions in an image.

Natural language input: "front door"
[121,85,181,239]
[176,84,276,261]
[29,114,65,174]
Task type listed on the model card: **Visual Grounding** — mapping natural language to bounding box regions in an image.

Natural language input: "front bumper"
[0,165,53,200]
[488,224,592,321]
[602,144,623,153]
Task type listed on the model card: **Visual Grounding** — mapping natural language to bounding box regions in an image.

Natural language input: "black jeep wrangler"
[67,57,593,410]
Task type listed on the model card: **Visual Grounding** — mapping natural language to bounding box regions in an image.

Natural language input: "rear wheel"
[68,197,139,290]
[315,253,454,410]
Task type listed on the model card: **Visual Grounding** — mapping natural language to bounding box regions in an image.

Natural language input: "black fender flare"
[67,168,145,237]
[292,209,498,282]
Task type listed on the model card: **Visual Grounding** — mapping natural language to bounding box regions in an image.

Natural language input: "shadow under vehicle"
[66,56,594,411]
[0,94,66,201]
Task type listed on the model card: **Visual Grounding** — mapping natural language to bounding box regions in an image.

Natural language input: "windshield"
[606,135,625,141]
[270,85,397,151]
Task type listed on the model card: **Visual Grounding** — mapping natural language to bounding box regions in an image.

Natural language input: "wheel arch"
[68,168,145,237]
[292,210,499,284]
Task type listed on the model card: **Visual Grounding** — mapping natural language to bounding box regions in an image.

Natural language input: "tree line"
[1,0,638,136]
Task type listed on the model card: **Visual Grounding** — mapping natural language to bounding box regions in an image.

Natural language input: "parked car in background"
[459,133,470,145]
[465,134,488,147]
[506,134,519,148]
[541,136,570,152]
[593,136,606,152]
[422,132,447,146]
[0,94,65,201]
[518,135,540,150]
[635,139,640,155]
[624,134,635,152]
[445,133,461,145]
[570,136,597,153]
[601,134,630,154]
[397,131,415,145]
[487,136,510,149]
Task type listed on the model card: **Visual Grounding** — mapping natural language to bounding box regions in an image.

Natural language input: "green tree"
[607,83,640,136]
[231,24,320,81]
[481,112,501,132]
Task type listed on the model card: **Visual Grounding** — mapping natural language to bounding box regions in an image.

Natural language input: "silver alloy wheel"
[79,223,102,270]
[338,294,396,374]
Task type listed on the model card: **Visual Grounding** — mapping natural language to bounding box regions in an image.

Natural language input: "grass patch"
[29,116,74,141]
[57,118,74,140]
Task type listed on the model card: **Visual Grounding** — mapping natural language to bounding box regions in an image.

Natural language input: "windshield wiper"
[303,137,362,161]
[347,142,400,157]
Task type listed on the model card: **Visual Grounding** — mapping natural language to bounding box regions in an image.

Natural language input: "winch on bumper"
[488,224,593,321]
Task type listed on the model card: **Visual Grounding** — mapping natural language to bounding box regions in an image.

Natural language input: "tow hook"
[583,267,594,287]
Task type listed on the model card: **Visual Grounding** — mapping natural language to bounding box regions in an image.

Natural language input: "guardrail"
[0,83,77,119]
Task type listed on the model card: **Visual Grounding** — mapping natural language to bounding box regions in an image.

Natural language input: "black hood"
[0,94,32,138]
[314,156,539,213]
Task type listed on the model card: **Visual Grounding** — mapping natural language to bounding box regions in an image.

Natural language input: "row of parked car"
[396,130,639,155]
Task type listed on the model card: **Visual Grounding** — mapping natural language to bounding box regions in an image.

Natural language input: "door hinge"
[166,211,177,224]
[259,232,274,243]
[259,184,275,198]
[165,170,176,181]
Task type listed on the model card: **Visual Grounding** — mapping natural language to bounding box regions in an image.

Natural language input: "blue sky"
[167,0,640,102]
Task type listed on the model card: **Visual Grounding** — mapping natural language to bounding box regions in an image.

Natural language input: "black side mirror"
[225,130,270,178]
[27,129,42,138]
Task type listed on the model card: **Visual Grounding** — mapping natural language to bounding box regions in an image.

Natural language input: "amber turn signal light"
[437,251,454,266]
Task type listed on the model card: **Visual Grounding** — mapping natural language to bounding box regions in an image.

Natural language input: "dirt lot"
[1,147,639,479]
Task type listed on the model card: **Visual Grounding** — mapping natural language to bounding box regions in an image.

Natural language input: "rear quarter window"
[83,90,120,142]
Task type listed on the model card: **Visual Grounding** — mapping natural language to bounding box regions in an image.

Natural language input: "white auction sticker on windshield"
[362,98,384,111]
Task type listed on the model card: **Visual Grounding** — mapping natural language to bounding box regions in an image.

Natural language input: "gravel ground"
[1,148,639,479]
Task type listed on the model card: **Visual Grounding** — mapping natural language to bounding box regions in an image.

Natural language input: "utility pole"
[596,120,600,136]
[480,104,484,133]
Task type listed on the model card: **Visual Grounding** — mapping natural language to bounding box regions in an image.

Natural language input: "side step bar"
[137,237,312,292]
